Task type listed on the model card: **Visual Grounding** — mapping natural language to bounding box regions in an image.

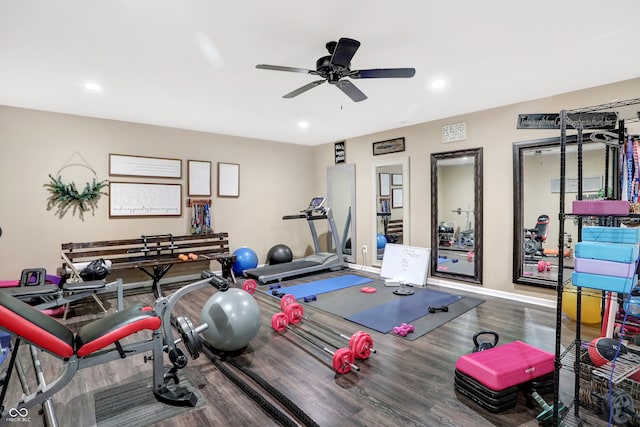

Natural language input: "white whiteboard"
[380,244,431,286]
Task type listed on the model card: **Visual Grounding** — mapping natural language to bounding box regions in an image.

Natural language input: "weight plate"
[176,315,203,359]
[280,294,296,310]
[524,240,538,255]
[350,331,373,359]
[284,303,304,324]
[602,389,635,425]
[271,312,288,332]
[242,279,257,295]
[332,348,354,374]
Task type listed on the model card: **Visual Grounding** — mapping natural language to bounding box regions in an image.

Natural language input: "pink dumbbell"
[393,323,415,337]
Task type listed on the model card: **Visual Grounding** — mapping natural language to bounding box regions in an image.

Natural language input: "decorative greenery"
[44,174,108,220]
[597,187,613,199]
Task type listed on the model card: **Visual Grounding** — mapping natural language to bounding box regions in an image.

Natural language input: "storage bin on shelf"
[572,200,630,216]
[572,226,640,294]
[571,272,637,294]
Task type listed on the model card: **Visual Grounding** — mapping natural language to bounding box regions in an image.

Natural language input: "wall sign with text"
[442,123,466,143]
[335,141,345,163]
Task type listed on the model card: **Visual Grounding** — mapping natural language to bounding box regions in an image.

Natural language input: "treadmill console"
[308,196,326,210]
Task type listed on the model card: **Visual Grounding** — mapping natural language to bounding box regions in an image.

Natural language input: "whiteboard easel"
[380,244,431,287]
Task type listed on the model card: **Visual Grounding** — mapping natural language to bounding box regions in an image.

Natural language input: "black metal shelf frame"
[553,97,640,425]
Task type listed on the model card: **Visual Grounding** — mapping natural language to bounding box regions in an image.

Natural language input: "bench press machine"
[0,271,229,423]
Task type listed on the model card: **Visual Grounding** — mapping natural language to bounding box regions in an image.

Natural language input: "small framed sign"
[442,123,466,143]
[334,141,346,164]
[372,137,405,156]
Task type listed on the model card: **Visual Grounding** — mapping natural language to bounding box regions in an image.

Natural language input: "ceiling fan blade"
[350,68,416,79]
[256,64,320,76]
[330,38,361,68]
[283,80,326,98]
[335,80,367,102]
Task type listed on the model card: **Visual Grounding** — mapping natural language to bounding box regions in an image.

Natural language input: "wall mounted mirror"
[430,148,483,284]
[372,157,410,266]
[327,164,356,263]
[513,134,613,287]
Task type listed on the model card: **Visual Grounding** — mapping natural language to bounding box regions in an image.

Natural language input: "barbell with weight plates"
[271,312,358,375]
[282,302,375,360]
[174,315,208,359]
[243,279,375,359]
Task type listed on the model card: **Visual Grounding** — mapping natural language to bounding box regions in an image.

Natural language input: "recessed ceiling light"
[298,121,309,129]
[84,82,102,92]
[431,79,446,89]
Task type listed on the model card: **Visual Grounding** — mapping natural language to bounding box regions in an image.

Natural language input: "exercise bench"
[1,268,124,319]
[0,271,229,423]
[61,232,236,298]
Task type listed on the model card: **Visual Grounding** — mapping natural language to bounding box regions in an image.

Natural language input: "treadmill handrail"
[283,214,306,220]
[283,214,328,221]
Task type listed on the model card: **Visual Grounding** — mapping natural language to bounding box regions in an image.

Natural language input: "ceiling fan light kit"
[256,37,415,102]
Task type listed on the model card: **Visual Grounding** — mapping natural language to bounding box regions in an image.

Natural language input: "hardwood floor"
[1,269,607,427]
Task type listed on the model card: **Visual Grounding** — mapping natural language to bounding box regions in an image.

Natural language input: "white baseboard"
[347,264,556,309]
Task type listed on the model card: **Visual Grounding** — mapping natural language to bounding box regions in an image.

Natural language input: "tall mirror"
[327,164,356,263]
[372,157,410,266]
[431,148,483,284]
[513,134,613,287]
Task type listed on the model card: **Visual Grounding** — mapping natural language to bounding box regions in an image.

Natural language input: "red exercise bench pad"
[75,304,161,357]
[0,290,75,358]
[0,291,161,359]
[455,340,554,391]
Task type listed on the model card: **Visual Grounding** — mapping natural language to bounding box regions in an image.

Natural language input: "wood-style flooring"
[1,269,607,427]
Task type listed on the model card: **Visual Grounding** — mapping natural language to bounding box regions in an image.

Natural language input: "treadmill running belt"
[244,260,320,280]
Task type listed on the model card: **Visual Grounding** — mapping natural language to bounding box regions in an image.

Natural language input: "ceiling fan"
[256,37,415,102]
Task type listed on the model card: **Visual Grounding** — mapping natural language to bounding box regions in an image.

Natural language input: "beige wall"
[0,107,316,278]
[312,77,640,300]
[2,77,640,301]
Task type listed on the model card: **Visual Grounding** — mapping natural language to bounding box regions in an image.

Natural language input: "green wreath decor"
[45,174,108,220]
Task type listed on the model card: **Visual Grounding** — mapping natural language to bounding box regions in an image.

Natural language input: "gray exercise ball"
[200,288,261,352]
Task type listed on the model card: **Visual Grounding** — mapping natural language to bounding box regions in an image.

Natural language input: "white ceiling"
[2,1,640,146]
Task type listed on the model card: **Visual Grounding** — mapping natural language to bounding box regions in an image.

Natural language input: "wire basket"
[578,342,640,425]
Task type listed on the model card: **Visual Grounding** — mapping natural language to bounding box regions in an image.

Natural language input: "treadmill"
[243,196,345,284]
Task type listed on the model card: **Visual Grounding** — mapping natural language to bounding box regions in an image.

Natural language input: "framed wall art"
[187,160,212,196]
[217,162,240,198]
[372,137,405,156]
[109,154,182,178]
[109,182,182,217]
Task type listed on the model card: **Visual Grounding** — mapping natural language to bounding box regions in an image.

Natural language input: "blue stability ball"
[267,244,293,265]
[232,247,259,276]
[377,233,388,249]
[200,288,261,352]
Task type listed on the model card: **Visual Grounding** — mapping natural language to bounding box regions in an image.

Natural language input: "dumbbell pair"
[392,323,414,337]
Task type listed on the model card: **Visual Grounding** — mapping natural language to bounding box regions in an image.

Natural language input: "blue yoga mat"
[345,289,464,333]
[273,274,373,299]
